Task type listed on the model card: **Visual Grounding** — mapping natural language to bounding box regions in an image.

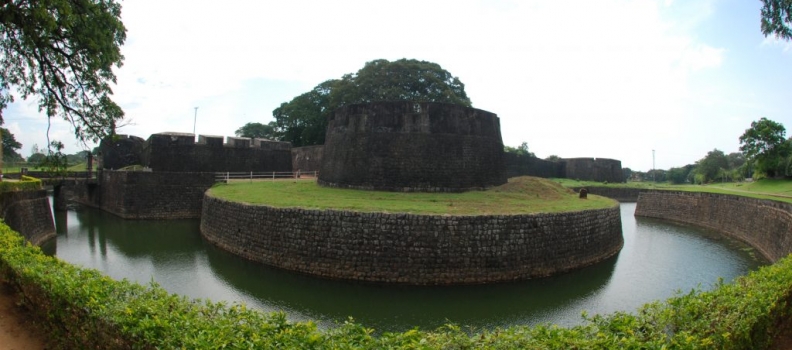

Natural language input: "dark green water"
[41,203,766,332]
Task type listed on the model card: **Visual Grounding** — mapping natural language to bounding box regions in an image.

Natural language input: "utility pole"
[652,149,656,182]
[193,107,198,136]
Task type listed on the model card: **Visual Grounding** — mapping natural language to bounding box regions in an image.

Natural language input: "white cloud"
[5,0,768,171]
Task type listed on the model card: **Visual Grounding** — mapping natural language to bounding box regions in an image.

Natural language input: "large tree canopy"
[272,59,472,147]
[1,126,22,161]
[761,0,792,40]
[235,121,280,139]
[693,149,729,183]
[0,0,127,143]
[739,117,788,177]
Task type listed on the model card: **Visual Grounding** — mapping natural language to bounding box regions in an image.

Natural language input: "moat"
[41,203,766,333]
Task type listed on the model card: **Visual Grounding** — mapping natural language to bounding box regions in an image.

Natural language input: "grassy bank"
[555,178,792,204]
[209,176,616,215]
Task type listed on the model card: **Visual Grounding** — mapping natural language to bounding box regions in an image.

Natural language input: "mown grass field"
[1,162,95,173]
[209,176,616,215]
[553,178,792,204]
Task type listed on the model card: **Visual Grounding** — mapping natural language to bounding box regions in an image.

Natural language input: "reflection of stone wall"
[636,191,792,262]
[142,133,292,172]
[291,145,323,173]
[201,194,623,285]
[0,190,55,245]
[319,102,507,192]
[68,170,216,219]
[564,158,623,183]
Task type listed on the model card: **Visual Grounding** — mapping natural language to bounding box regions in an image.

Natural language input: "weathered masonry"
[64,171,216,219]
[0,190,55,245]
[635,191,792,262]
[100,132,293,172]
[200,194,624,285]
[319,102,507,192]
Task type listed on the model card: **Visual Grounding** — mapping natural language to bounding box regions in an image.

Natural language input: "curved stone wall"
[0,190,55,245]
[200,194,623,285]
[635,191,792,262]
[319,102,507,192]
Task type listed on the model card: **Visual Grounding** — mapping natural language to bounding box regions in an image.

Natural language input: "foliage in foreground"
[1,219,792,349]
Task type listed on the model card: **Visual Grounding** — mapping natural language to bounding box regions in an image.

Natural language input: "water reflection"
[41,202,767,332]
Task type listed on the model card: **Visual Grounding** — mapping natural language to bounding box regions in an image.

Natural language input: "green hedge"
[0,221,791,349]
[0,176,42,193]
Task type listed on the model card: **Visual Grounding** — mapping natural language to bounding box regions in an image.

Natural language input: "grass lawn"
[209,176,616,215]
[1,162,95,173]
[553,178,792,204]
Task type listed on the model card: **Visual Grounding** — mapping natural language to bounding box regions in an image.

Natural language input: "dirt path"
[0,280,46,350]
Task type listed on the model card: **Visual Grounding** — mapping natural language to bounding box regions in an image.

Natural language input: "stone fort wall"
[200,194,624,285]
[100,133,293,173]
[319,102,507,192]
[564,158,623,183]
[66,170,216,219]
[503,153,565,179]
[635,191,792,262]
[0,190,55,245]
[143,133,292,173]
[291,145,323,173]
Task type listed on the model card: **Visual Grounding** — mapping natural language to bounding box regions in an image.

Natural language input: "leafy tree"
[646,169,667,182]
[761,0,792,40]
[39,140,68,176]
[727,152,746,170]
[1,127,22,162]
[0,0,127,143]
[273,59,471,146]
[504,142,536,157]
[27,152,46,165]
[622,167,633,181]
[668,165,695,184]
[739,118,788,178]
[546,155,561,161]
[693,149,729,183]
[235,122,280,139]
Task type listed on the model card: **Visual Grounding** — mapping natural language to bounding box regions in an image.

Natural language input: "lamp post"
[193,107,198,137]
[652,149,656,182]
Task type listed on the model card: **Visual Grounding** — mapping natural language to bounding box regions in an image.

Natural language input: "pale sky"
[4,0,791,171]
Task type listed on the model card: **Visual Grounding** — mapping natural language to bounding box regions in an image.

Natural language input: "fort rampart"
[100,132,293,173]
[200,194,623,285]
[319,102,507,192]
[143,133,292,172]
[65,170,216,219]
[635,191,792,262]
[503,153,565,179]
[563,158,623,183]
[291,145,324,173]
[0,190,55,245]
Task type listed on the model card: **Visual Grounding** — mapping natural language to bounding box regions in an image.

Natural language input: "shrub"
[0,176,42,193]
